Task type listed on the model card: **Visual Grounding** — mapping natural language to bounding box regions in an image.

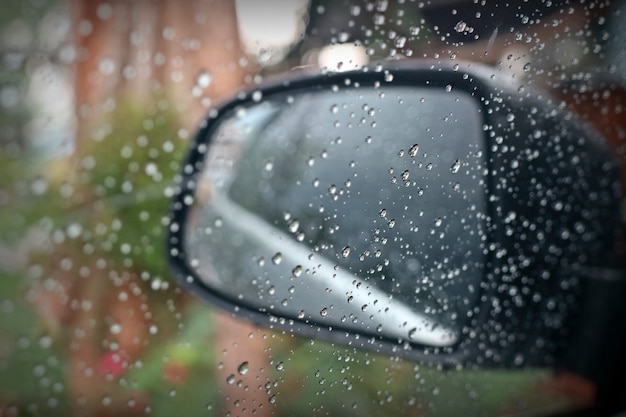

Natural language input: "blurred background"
[1,1,624,416]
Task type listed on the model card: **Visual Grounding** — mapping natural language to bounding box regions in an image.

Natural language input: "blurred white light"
[235,0,309,66]
[317,44,369,72]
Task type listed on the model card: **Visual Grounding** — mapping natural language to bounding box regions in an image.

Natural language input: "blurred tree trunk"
[36,1,271,416]
[70,0,249,138]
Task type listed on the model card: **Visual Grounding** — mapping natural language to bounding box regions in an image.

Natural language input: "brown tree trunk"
[58,1,270,416]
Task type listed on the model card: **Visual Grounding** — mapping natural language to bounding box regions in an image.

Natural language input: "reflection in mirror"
[185,86,486,347]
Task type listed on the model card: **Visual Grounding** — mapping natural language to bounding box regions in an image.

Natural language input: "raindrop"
[454,21,467,33]
[395,36,407,48]
[271,253,282,265]
[288,219,300,233]
[252,90,263,102]
[276,362,285,371]
[320,308,329,317]
[66,223,83,239]
[523,62,531,72]
[342,246,351,258]
[292,265,303,277]
[450,159,461,173]
[98,57,115,75]
[30,177,48,195]
[226,374,236,384]
[409,144,419,157]
[237,361,249,375]
[110,323,121,334]
[195,70,212,88]
[330,104,339,114]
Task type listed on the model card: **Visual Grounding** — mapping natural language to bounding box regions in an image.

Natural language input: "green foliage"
[75,98,187,276]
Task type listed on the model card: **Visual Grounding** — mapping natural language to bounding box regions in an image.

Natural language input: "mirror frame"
[167,61,623,371]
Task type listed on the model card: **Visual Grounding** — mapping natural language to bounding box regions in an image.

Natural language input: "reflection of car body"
[169,61,626,416]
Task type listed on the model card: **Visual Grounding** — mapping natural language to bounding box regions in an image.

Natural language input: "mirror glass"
[185,86,486,347]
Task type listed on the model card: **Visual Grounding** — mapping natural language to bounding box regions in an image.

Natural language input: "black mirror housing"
[167,61,624,378]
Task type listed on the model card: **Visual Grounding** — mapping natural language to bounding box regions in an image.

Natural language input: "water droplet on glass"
[276,362,285,371]
[226,374,236,384]
[292,265,302,277]
[454,21,467,33]
[271,253,282,265]
[409,144,419,157]
[196,70,212,88]
[237,361,249,375]
[284,220,298,235]
[98,57,115,75]
[320,308,329,317]
[342,246,351,258]
[450,159,461,173]
[252,90,263,102]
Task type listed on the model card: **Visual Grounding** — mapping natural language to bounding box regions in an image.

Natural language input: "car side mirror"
[168,61,624,373]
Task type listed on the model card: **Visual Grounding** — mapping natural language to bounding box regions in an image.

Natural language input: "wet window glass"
[2,1,626,417]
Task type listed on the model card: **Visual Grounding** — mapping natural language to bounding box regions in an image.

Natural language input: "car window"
[2,1,626,417]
